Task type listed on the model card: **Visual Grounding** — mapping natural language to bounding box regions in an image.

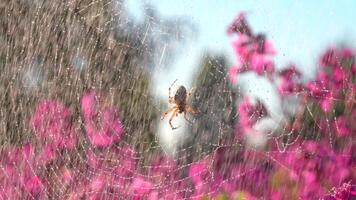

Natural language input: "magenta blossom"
[0,144,45,199]
[229,14,277,78]
[322,182,356,200]
[131,177,155,198]
[81,90,124,148]
[238,97,268,129]
[227,12,252,36]
[250,53,275,75]
[30,100,78,149]
[333,116,351,137]
[278,65,302,96]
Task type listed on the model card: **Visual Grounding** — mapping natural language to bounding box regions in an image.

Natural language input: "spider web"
[0,0,354,199]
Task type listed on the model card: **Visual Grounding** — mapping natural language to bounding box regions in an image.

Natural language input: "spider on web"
[161,79,199,130]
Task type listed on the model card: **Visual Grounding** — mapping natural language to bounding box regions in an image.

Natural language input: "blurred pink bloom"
[37,143,57,166]
[307,81,327,98]
[23,175,44,196]
[320,94,333,112]
[85,144,137,197]
[332,66,347,87]
[189,159,215,197]
[87,149,100,169]
[322,182,356,200]
[227,12,252,36]
[30,100,78,149]
[250,53,275,75]
[341,48,354,57]
[238,97,268,129]
[320,48,340,67]
[0,144,46,199]
[89,174,106,192]
[131,177,154,197]
[278,66,302,96]
[333,116,350,137]
[228,13,277,81]
[81,91,124,148]
[112,146,137,177]
[81,90,97,120]
[307,81,334,112]
[261,40,277,55]
[85,172,123,200]
[352,64,356,74]
[231,35,253,63]
[189,161,208,186]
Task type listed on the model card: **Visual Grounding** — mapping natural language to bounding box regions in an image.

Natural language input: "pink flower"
[352,64,356,75]
[332,66,347,87]
[238,97,268,129]
[307,81,327,98]
[131,177,153,197]
[81,91,124,148]
[88,146,136,187]
[231,35,253,63]
[30,100,78,149]
[112,146,137,177]
[250,53,275,75]
[87,149,100,169]
[320,48,340,67]
[333,116,350,136]
[37,143,57,166]
[23,175,44,196]
[189,160,213,195]
[189,161,208,186]
[307,81,334,112]
[322,182,356,200]
[253,34,277,55]
[227,12,252,36]
[81,90,97,120]
[341,48,354,58]
[278,65,302,96]
[261,40,277,55]
[320,93,333,112]
[89,174,106,192]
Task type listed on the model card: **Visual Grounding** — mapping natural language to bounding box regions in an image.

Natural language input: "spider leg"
[187,106,199,115]
[161,106,177,120]
[168,79,178,99]
[184,112,193,124]
[169,108,179,130]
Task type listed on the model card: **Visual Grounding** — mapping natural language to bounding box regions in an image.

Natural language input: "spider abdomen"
[174,86,187,113]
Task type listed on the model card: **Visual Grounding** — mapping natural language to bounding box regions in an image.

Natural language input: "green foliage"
[183,53,236,161]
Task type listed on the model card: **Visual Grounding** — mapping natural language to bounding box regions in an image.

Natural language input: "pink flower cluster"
[225,12,356,199]
[81,91,124,147]
[322,182,356,200]
[0,91,127,199]
[0,144,45,199]
[30,100,77,147]
[307,47,355,113]
[228,13,276,84]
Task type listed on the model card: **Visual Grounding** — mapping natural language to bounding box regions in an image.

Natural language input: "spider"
[161,79,199,130]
